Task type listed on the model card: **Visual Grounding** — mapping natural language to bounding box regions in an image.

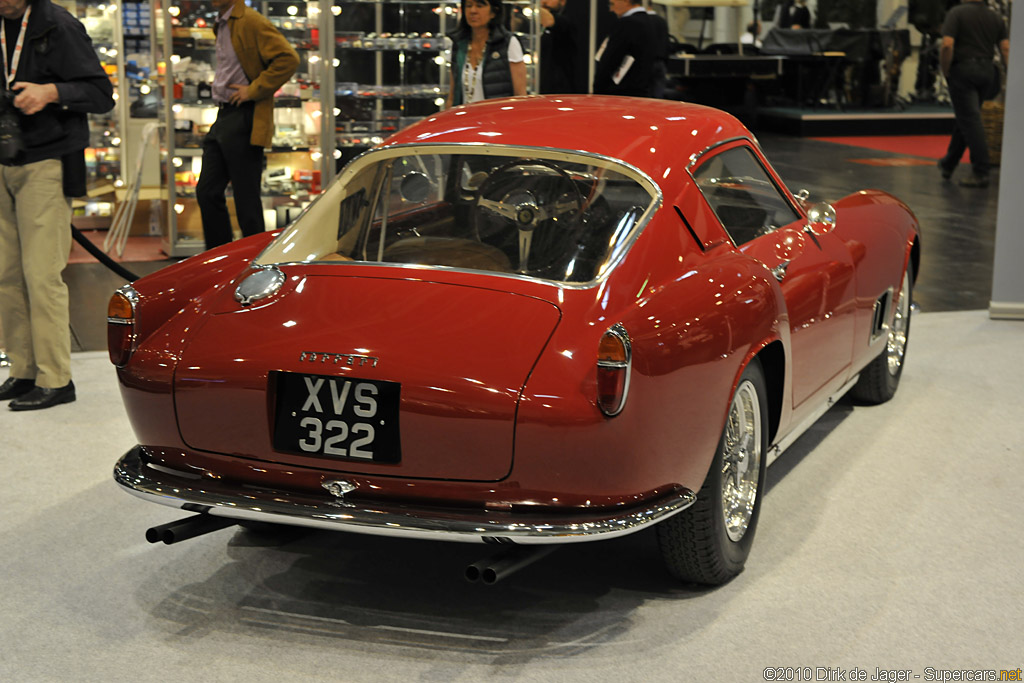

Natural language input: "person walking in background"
[0,0,114,411]
[937,0,1009,188]
[538,0,580,94]
[197,0,298,249]
[778,0,811,29]
[594,0,656,97]
[446,0,527,107]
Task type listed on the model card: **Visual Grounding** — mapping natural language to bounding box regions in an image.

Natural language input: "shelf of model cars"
[336,84,444,98]
[337,32,443,50]
[170,98,322,149]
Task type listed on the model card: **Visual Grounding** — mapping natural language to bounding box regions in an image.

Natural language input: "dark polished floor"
[55,132,999,353]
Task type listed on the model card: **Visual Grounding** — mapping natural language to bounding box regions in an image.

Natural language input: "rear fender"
[129,232,279,347]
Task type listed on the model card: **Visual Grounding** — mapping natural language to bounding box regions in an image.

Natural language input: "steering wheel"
[473,160,585,273]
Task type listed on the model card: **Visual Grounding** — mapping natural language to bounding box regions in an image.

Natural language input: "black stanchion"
[70,223,140,282]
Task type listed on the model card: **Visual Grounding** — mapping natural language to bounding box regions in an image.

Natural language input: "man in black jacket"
[594,0,656,97]
[0,0,114,410]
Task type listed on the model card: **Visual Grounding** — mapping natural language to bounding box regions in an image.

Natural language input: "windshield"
[256,146,658,284]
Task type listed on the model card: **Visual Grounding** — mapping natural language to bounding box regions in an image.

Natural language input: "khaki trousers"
[0,159,73,389]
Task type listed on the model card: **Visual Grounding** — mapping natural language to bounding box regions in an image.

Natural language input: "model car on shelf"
[109,96,919,585]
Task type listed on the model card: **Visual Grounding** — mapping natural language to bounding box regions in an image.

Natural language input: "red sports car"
[110,96,919,585]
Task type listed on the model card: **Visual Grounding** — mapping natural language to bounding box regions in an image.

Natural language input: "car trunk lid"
[173,273,560,482]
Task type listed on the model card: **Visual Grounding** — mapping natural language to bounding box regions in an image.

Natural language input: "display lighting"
[174,203,185,214]
[331,5,341,15]
[139,84,151,95]
[172,157,183,167]
[168,6,180,16]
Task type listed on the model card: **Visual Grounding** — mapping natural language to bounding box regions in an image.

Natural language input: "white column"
[989,4,1024,318]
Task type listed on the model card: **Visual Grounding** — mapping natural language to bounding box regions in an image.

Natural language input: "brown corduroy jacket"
[217,2,299,147]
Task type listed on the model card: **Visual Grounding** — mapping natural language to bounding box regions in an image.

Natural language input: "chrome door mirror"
[805,201,837,236]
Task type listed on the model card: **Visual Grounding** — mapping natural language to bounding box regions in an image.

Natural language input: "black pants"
[941,59,997,178]
[196,102,265,249]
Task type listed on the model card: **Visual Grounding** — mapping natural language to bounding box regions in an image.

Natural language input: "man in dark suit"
[539,0,581,93]
[593,0,657,96]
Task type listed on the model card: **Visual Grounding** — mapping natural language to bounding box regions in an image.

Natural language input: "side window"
[692,146,800,247]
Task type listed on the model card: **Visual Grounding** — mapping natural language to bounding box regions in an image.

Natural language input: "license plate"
[271,371,401,463]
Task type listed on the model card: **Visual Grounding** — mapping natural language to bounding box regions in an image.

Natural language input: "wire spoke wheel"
[721,380,762,542]
[886,270,911,376]
[657,359,768,585]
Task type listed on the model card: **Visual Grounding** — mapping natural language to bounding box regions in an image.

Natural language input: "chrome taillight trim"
[597,322,632,417]
[107,283,139,324]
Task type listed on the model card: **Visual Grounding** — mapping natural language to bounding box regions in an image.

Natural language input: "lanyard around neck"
[1,6,32,90]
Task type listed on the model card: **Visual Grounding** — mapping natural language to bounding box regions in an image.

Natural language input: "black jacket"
[6,0,114,166]
[594,9,656,97]
[449,25,516,105]
[540,8,580,94]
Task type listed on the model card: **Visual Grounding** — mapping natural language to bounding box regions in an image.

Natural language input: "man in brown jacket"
[197,0,298,249]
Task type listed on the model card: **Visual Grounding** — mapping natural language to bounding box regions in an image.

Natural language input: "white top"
[462,35,523,105]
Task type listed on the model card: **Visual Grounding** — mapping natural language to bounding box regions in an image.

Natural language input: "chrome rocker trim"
[113,446,696,545]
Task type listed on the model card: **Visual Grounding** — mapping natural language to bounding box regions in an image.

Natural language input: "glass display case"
[158,0,330,256]
[156,0,538,256]
[331,0,539,170]
[62,0,127,203]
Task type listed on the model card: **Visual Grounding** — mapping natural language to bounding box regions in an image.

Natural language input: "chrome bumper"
[113,446,696,545]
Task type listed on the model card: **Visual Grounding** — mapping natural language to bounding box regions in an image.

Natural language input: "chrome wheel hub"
[886,271,911,376]
[721,380,762,542]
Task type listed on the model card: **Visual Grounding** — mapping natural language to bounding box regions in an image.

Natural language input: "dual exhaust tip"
[464,545,558,585]
[145,514,559,585]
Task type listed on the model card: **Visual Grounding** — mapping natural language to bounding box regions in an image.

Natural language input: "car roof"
[381,95,755,180]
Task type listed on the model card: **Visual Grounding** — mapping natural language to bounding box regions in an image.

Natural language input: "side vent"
[870,288,893,343]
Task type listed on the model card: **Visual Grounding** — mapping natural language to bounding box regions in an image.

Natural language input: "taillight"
[597,323,631,416]
[107,284,138,367]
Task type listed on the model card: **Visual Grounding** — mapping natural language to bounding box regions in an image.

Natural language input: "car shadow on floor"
[137,397,862,658]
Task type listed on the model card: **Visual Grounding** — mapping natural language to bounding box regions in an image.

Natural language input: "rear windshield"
[256,146,658,284]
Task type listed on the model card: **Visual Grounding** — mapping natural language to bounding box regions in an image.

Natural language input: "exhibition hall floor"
[2,311,1022,681]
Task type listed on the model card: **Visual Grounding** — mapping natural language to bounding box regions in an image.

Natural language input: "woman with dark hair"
[445,0,527,107]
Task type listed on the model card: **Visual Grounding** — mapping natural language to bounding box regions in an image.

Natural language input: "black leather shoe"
[9,381,76,411]
[0,377,35,401]
[937,159,953,180]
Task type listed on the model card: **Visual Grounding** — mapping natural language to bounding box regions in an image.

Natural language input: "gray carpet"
[1,310,1022,682]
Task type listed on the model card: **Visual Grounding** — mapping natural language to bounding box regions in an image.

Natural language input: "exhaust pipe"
[465,545,558,585]
[145,513,237,544]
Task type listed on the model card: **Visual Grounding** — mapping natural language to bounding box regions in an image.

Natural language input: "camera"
[0,90,25,164]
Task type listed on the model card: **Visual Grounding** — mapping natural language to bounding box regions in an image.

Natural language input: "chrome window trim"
[685,136,753,171]
[687,143,806,249]
[253,143,663,290]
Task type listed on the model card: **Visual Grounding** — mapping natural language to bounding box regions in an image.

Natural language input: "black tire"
[851,263,913,404]
[657,359,769,585]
